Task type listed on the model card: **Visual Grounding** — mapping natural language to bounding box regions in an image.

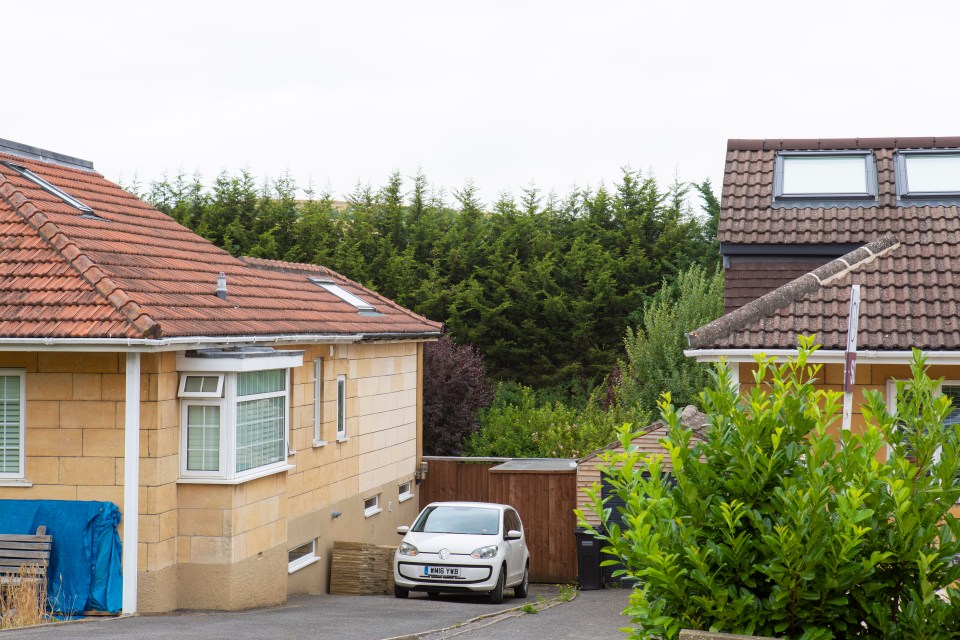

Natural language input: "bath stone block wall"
[0,352,127,504]
[175,473,288,610]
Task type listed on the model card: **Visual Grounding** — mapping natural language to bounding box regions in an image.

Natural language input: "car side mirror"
[397,525,410,535]
[505,529,522,540]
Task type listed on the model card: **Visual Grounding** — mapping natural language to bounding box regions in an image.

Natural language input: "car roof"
[424,501,511,511]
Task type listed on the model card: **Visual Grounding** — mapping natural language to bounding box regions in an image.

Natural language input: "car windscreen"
[412,506,500,535]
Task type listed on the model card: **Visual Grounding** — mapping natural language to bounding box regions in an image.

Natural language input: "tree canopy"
[144,169,719,390]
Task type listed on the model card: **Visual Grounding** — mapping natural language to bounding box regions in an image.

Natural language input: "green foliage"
[581,338,960,639]
[464,383,649,459]
[146,169,718,390]
[616,264,723,413]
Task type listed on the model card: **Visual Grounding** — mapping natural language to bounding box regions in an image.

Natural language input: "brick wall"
[724,259,829,313]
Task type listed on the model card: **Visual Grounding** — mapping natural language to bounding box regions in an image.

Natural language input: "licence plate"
[424,566,460,578]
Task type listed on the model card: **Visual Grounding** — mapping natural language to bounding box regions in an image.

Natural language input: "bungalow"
[0,138,443,612]
[686,137,960,432]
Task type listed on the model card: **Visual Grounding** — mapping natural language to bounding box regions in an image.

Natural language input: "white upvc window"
[364,494,381,518]
[398,481,414,503]
[312,359,326,447]
[288,539,320,574]
[0,370,25,481]
[336,374,347,441]
[179,374,224,398]
[178,366,294,482]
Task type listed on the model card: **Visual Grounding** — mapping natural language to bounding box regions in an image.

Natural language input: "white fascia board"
[685,349,960,366]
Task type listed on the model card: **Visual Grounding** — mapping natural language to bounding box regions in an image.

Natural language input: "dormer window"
[773,151,877,204]
[895,150,960,199]
[309,277,376,312]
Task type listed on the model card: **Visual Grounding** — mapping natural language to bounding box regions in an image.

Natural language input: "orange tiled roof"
[0,150,444,340]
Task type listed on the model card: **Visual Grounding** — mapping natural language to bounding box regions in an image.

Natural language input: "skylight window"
[309,277,376,312]
[0,161,96,215]
[774,151,877,201]
[895,151,960,198]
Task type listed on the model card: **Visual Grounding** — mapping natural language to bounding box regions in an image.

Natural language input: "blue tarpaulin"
[0,499,122,614]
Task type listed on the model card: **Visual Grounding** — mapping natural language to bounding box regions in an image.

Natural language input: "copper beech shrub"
[580,337,960,640]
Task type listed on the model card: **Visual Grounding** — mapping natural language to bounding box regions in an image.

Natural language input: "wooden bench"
[0,526,52,587]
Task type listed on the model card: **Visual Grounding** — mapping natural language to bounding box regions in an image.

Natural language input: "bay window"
[177,348,302,482]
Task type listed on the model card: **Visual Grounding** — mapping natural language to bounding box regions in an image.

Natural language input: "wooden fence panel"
[489,470,577,583]
[418,457,578,583]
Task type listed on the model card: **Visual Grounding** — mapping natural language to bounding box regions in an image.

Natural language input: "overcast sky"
[5,1,959,206]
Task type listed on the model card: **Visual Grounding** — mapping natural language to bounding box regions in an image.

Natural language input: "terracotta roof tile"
[0,151,443,340]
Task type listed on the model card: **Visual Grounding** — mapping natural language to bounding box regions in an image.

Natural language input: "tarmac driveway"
[6,585,573,640]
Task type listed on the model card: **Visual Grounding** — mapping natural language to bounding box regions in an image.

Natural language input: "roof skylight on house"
[309,277,376,312]
[774,151,877,201]
[1,161,93,213]
[896,150,960,198]
[0,160,97,216]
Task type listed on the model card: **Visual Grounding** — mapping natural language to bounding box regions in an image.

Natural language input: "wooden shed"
[576,406,708,526]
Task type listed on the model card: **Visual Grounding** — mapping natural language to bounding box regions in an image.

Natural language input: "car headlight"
[471,545,499,559]
[398,542,419,556]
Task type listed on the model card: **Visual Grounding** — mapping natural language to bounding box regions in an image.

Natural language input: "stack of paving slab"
[329,541,397,595]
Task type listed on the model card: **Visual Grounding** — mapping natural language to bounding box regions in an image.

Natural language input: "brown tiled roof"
[0,151,443,340]
[721,137,960,246]
[684,234,960,350]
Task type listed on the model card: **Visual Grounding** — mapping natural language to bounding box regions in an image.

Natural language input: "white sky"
[4,1,959,207]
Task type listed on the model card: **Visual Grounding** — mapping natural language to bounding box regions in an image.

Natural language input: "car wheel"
[514,564,529,598]
[394,585,409,599]
[427,591,440,599]
[488,567,505,604]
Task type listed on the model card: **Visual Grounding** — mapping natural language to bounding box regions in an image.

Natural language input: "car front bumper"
[395,559,497,592]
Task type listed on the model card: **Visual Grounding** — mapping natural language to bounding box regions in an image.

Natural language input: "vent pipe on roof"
[215,272,227,300]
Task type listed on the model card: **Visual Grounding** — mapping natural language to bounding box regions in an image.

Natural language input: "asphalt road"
[419,588,632,640]
[1,584,635,640]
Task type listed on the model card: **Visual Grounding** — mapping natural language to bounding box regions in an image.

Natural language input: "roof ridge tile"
[688,235,900,349]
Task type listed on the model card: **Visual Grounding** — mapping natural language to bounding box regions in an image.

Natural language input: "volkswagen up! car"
[393,501,529,603]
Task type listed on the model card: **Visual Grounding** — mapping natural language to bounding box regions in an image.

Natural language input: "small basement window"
[896,150,960,199]
[288,540,319,573]
[398,481,413,502]
[774,151,877,201]
[309,277,376,312]
[0,161,97,216]
[364,494,381,517]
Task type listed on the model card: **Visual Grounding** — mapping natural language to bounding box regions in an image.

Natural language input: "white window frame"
[398,481,414,503]
[364,494,382,518]
[178,368,292,483]
[287,539,320,574]
[178,373,225,398]
[312,359,326,447]
[0,369,25,482]
[336,374,347,441]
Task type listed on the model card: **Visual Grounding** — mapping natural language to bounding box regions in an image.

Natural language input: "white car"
[393,501,530,603]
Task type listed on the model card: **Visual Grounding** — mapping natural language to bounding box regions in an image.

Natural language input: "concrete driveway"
[5,584,601,640]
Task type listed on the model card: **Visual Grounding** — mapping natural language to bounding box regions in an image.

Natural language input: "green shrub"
[464,384,649,459]
[580,337,960,639]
